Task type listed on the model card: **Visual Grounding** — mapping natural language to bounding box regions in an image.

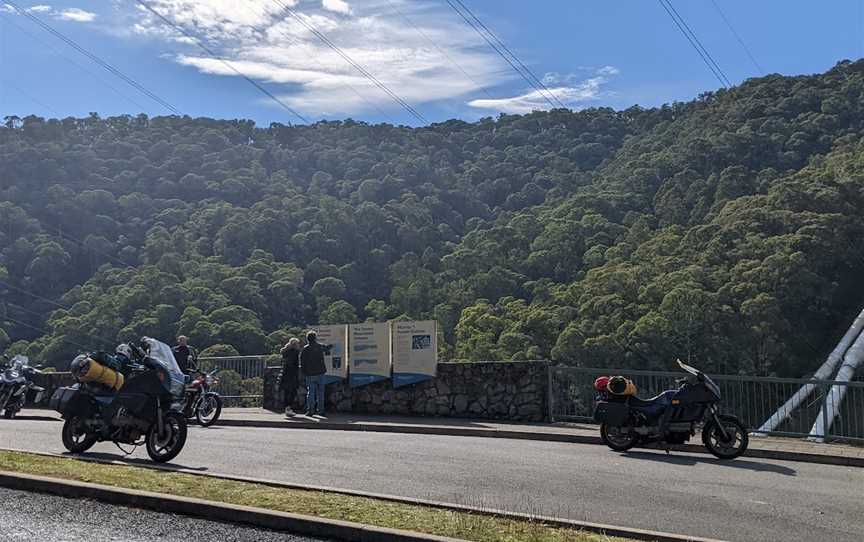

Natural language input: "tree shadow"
[61,451,209,472]
[620,450,797,476]
[6,415,60,422]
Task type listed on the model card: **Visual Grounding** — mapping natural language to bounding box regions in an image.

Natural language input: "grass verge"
[0,450,625,542]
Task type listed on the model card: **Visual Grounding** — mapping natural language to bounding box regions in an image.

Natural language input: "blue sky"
[0,0,862,126]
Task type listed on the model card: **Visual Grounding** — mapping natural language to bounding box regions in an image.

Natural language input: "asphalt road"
[1,417,862,542]
[0,487,327,541]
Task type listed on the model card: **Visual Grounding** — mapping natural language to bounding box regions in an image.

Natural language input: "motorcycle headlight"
[10,372,19,379]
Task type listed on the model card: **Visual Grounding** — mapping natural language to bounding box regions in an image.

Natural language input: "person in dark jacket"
[299,331,327,416]
[279,338,301,417]
[172,335,197,375]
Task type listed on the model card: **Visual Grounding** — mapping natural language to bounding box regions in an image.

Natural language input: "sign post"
[348,322,391,387]
[392,320,437,387]
[315,324,348,385]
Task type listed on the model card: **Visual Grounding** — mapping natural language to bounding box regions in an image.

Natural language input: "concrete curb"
[0,470,463,542]
[0,453,724,542]
[216,418,864,468]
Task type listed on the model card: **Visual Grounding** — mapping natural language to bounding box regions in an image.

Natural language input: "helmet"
[115,344,132,359]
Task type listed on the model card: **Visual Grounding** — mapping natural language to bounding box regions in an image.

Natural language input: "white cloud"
[470,67,619,114]
[322,0,352,16]
[28,5,52,13]
[57,7,96,22]
[121,0,508,119]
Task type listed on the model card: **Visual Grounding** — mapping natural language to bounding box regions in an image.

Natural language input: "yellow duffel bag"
[607,375,637,396]
[72,355,124,391]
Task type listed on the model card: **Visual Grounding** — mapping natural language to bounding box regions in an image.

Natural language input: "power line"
[3,301,114,348]
[0,280,69,311]
[52,227,134,269]
[709,0,764,75]
[5,1,181,114]
[0,12,150,113]
[1,78,61,117]
[135,0,309,124]
[657,0,731,88]
[1,312,92,352]
[384,0,494,101]
[239,0,396,124]
[269,0,429,124]
[449,0,566,109]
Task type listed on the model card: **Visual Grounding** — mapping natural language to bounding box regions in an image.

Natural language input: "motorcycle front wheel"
[702,414,748,460]
[61,417,98,453]
[600,423,638,452]
[146,412,188,463]
[195,392,222,427]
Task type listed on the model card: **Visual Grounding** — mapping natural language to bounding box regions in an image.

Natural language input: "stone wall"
[264,361,550,422]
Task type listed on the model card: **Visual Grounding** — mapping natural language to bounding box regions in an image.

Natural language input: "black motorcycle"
[593,360,748,459]
[50,338,188,463]
[0,355,45,419]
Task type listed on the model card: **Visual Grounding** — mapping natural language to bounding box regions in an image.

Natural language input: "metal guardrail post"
[821,381,830,442]
[547,364,554,423]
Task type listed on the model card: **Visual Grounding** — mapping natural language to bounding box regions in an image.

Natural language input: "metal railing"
[197,355,278,407]
[550,366,864,442]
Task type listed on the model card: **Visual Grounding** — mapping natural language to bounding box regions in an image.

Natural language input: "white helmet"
[115,343,133,359]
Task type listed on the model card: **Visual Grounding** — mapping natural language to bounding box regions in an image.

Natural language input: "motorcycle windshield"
[142,337,185,397]
[10,355,28,371]
[677,359,702,376]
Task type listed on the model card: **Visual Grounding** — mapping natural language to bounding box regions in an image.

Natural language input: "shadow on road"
[621,450,798,476]
[4,415,60,422]
[62,451,209,472]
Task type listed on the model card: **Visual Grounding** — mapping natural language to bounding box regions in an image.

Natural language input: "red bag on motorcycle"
[607,376,637,396]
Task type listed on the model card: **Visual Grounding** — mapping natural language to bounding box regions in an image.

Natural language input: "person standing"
[279,338,301,417]
[299,331,327,416]
[172,335,197,375]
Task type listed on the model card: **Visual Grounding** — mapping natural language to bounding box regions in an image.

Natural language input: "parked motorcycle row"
[5,342,748,463]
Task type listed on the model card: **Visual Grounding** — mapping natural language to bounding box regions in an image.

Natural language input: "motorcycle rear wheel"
[196,392,222,427]
[61,417,98,453]
[146,412,187,463]
[702,414,748,460]
[601,423,638,452]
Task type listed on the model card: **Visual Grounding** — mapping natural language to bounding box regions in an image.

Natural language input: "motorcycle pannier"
[594,401,630,426]
[49,386,81,415]
[607,376,637,396]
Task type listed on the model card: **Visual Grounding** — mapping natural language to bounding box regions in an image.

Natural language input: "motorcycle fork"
[156,397,165,436]
[708,405,731,441]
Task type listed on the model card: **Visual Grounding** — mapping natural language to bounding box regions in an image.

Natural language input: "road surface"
[0,487,327,541]
[1,417,861,542]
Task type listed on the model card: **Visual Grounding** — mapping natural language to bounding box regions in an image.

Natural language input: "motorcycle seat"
[627,390,677,417]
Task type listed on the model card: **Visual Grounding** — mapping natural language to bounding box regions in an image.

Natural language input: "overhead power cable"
[447,0,566,109]
[657,0,732,88]
[0,280,69,311]
[1,312,93,351]
[3,301,115,348]
[709,0,764,75]
[0,12,150,112]
[135,0,309,124]
[384,0,494,100]
[5,1,180,114]
[239,0,396,124]
[1,77,61,117]
[269,0,429,124]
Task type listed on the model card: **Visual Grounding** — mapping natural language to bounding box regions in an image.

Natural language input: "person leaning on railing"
[279,338,301,417]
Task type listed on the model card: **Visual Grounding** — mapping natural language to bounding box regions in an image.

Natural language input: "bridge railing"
[197,355,279,407]
[550,366,864,443]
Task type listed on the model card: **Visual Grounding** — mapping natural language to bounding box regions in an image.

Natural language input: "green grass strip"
[0,450,625,542]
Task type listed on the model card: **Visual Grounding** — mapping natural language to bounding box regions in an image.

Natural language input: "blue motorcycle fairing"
[627,389,678,418]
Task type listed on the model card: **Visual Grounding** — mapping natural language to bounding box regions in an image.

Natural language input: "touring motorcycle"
[0,355,45,419]
[593,360,748,459]
[50,337,188,463]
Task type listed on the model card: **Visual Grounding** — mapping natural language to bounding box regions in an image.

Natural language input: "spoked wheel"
[703,414,748,460]
[61,417,98,453]
[146,412,188,463]
[195,393,222,427]
[600,423,638,452]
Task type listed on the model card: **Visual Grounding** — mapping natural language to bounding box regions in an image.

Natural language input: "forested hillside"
[2,60,864,377]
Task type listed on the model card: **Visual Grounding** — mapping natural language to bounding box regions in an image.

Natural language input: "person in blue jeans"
[299,331,327,416]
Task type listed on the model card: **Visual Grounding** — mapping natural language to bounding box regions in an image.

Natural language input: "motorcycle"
[0,355,45,419]
[49,337,188,463]
[181,367,223,427]
[593,359,749,460]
